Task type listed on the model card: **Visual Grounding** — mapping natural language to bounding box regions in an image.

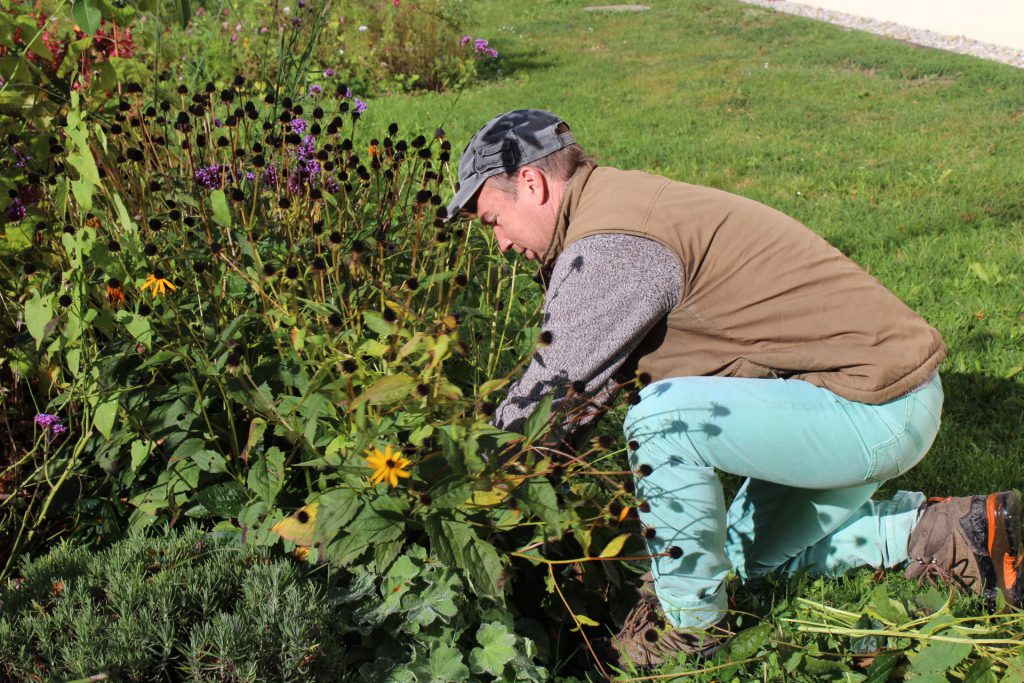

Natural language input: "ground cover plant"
[2,0,1023,680]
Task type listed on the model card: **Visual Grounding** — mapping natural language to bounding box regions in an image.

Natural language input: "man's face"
[474,174,555,261]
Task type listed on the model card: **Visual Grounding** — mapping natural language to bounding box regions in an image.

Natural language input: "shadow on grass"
[477,46,559,85]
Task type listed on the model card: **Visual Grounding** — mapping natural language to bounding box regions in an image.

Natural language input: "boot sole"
[986,490,1024,607]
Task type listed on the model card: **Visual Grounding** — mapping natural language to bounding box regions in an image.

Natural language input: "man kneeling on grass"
[444,109,1024,668]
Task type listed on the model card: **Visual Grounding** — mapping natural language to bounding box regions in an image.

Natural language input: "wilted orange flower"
[106,278,125,308]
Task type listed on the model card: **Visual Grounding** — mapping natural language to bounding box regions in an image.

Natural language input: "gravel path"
[740,0,1024,69]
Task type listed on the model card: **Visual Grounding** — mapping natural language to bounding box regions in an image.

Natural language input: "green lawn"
[367,0,1024,500]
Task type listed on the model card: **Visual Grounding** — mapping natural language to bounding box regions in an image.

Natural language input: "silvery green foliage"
[0,526,547,682]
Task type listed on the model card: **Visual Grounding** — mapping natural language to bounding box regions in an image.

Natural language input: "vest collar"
[540,164,598,272]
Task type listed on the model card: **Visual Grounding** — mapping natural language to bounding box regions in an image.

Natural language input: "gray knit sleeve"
[492,233,682,439]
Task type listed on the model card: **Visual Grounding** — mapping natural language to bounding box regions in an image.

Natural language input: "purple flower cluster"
[262,163,279,187]
[195,164,224,190]
[353,98,367,114]
[286,135,322,195]
[6,197,26,223]
[462,35,498,58]
[291,118,307,134]
[34,413,67,435]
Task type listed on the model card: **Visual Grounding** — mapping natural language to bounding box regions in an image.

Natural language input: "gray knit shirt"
[493,233,682,441]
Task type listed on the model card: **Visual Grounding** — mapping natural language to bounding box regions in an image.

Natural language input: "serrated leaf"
[910,639,972,676]
[312,487,361,542]
[597,533,630,558]
[523,392,553,442]
[188,481,246,517]
[363,310,396,336]
[247,446,285,504]
[425,515,504,595]
[963,658,996,683]
[72,0,102,34]
[429,475,473,509]
[470,622,518,676]
[513,477,560,532]
[422,644,469,683]
[349,373,415,409]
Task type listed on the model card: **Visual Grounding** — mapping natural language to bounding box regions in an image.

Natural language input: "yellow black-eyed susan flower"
[140,271,176,299]
[365,445,411,488]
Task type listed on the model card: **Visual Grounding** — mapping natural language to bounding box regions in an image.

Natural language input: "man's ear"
[518,166,549,205]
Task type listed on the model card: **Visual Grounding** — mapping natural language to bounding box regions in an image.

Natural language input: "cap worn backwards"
[445,109,575,221]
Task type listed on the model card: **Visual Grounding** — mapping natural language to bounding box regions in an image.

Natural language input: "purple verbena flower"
[460,34,471,46]
[51,423,67,435]
[34,413,59,428]
[214,118,224,127]
[194,164,223,190]
[246,171,257,181]
[309,84,323,96]
[353,98,367,114]
[6,197,26,223]
[484,47,499,58]
[291,118,307,134]
[324,68,335,77]
[262,163,279,186]
[474,38,488,51]
[324,175,340,194]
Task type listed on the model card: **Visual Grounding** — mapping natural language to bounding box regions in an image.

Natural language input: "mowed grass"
[365,0,1024,500]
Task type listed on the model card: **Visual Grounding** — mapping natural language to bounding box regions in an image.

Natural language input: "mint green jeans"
[623,374,943,629]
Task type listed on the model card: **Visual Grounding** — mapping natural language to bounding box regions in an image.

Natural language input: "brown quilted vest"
[541,166,946,404]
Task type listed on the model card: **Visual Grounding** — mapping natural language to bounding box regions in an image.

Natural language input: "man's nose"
[495,232,512,253]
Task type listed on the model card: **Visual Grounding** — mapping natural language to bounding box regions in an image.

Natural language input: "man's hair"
[486,123,594,199]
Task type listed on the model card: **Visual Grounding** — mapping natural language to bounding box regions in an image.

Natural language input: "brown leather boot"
[905,491,1024,609]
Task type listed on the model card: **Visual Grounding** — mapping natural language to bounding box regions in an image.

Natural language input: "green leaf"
[312,487,361,543]
[24,292,54,347]
[910,639,973,676]
[172,0,191,29]
[0,222,34,255]
[247,446,285,504]
[867,585,908,625]
[513,477,560,532]
[123,313,152,350]
[363,310,396,337]
[469,622,518,677]
[597,533,630,558]
[93,396,118,439]
[349,373,415,409]
[428,475,472,509]
[963,658,997,683]
[130,440,154,472]
[570,614,600,632]
[722,622,771,660]
[188,481,246,517]
[72,0,102,35]
[425,514,504,595]
[523,392,553,442]
[419,644,469,683]
[209,189,231,227]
